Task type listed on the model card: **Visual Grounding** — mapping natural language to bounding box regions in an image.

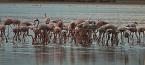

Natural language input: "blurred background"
[0,0,145,4]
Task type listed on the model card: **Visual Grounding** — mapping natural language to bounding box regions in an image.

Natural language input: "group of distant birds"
[0,15,144,48]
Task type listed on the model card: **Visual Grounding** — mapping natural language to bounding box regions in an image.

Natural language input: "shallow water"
[0,3,145,23]
[0,3,145,65]
[0,43,145,65]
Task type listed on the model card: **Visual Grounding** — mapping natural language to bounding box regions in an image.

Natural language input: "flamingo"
[95,20,109,29]
[0,24,7,42]
[117,26,127,45]
[12,25,30,43]
[32,18,52,45]
[67,22,76,43]
[137,26,145,44]
[126,22,138,27]
[74,26,82,46]
[12,20,34,43]
[126,27,138,45]
[124,30,130,44]
[73,23,93,47]
[4,18,14,37]
[106,29,113,46]
[97,24,118,46]
[44,13,50,24]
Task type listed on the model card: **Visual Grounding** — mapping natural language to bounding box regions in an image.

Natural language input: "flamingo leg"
[106,34,110,47]
[101,33,105,46]
[135,32,139,44]
[7,25,10,38]
[131,33,134,46]
[97,32,102,46]
[138,32,141,45]
[3,29,8,42]
[120,32,123,45]
[142,32,144,44]
[13,33,16,41]
[111,34,115,47]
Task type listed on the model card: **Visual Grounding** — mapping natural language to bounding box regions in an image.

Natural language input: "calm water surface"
[0,3,145,65]
[0,43,145,65]
[0,3,145,23]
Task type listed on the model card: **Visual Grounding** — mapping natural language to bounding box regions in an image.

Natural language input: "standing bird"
[137,26,145,44]
[53,26,61,44]
[126,22,138,28]
[33,18,51,45]
[97,25,106,46]
[126,27,138,45]
[124,30,130,45]
[125,22,138,45]
[12,19,21,27]
[44,13,50,24]
[67,22,76,43]
[0,24,7,42]
[12,20,34,43]
[95,20,109,29]
[73,19,85,25]
[61,29,68,44]
[21,21,33,27]
[33,18,40,27]
[4,18,14,37]
[38,24,50,45]
[44,17,50,24]
[117,26,127,45]
[12,24,30,43]
[97,24,118,46]
[106,29,113,46]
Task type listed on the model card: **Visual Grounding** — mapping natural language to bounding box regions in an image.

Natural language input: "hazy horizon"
[0,0,145,4]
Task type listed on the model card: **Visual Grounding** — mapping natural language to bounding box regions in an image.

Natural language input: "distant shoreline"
[0,1,145,5]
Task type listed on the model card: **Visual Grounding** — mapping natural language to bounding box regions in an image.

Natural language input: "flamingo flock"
[0,16,145,48]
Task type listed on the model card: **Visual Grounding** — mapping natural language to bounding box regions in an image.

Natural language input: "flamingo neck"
[34,19,40,28]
